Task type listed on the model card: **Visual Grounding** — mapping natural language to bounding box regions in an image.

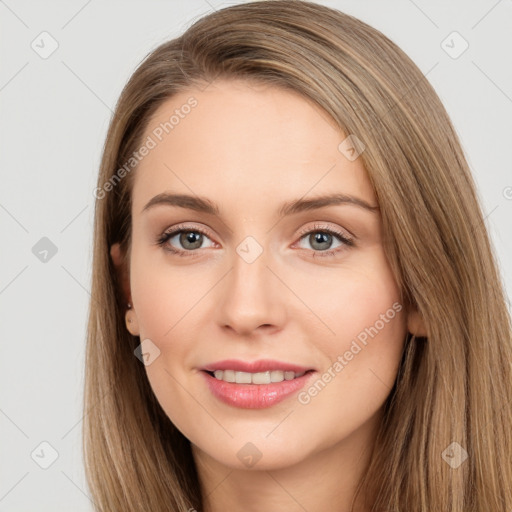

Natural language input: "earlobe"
[407,306,428,338]
[125,309,140,336]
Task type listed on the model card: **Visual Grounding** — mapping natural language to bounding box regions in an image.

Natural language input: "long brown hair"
[83,1,512,510]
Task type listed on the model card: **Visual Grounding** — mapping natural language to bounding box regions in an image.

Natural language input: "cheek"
[129,245,201,339]
[298,256,405,344]
[295,278,406,442]
[303,257,407,392]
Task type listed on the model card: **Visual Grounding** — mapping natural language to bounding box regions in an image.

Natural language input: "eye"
[294,223,354,258]
[155,224,215,257]
[155,222,355,258]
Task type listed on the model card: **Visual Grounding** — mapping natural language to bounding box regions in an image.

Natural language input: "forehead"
[131,79,376,215]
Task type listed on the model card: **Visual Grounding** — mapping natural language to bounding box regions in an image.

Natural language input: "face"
[113,79,416,472]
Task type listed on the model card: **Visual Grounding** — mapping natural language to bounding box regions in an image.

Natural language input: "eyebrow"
[141,192,380,217]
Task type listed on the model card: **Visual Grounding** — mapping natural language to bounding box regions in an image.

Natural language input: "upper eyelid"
[162,223,215,241]
[296,222,353,239]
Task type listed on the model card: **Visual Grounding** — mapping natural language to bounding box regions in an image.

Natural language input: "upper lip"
[201,359,315,374]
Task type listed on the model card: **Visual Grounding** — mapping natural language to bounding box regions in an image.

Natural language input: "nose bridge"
[231,233,273,300]
[217,232,284,333]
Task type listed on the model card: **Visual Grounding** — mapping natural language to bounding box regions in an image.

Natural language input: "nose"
[216,241,286,337]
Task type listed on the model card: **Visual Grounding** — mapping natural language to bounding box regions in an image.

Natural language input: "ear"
[110,243,140,336]
[406,305,428,338]
[110,243,132,306]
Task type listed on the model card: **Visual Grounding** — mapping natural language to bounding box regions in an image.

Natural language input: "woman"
[84,1,512,511]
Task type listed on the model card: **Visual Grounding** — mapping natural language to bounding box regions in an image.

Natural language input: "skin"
[111,79,426,512]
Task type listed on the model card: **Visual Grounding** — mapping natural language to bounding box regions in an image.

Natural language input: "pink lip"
[200,369,316,409]
[201,359,314,373]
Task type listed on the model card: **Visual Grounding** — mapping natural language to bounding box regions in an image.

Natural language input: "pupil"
[182,231,202,249]
[312,232,331,250]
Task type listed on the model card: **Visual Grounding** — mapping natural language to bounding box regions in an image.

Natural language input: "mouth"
[201,368,317,409]
[203,369,315,384]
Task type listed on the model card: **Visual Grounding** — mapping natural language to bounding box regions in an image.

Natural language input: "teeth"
[212,369,306,384]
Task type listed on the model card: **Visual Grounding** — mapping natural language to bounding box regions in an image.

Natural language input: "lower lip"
[201,370,315,409]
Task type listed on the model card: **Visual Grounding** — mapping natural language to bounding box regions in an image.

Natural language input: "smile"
[201,370,316,409]
[208,369,308,384]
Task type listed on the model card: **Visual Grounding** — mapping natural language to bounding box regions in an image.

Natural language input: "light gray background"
[1,0,511,510]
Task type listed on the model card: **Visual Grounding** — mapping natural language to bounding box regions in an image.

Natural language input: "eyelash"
[155,222,355,259]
